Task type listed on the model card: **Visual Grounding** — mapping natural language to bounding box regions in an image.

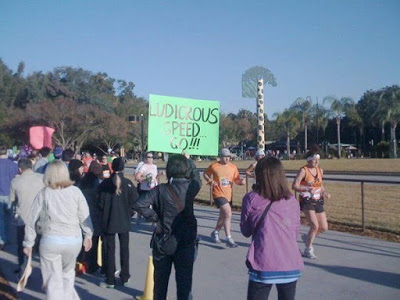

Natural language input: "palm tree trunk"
[286,131,290,160]
[337,118,341,158]
[304,124,308,152]
[390,123,397,158]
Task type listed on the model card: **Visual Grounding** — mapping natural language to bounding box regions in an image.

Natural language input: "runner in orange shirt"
[204,148,244,248]
[292,146,331,259]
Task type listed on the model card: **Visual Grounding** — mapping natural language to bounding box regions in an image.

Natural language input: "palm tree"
[290,96,312,152]
[377,85,400,158]
[310,104,329,151]
[346,102,364,149]
[323,96,355,158]
[273,109,300,158]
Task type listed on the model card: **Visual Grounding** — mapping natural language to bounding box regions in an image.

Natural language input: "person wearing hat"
[97,158,139,288]
[203,148,245,248]
[292,145,331,259]
[245,149,266,187]
[53,146,63,160]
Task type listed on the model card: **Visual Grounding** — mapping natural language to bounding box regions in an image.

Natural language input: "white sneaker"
[226,238,238,248]
[303,247,317,259]
[210,231,221,244]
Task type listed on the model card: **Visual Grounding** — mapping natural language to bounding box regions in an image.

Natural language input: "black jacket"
[98,174,139,234]
[133,173,201,247]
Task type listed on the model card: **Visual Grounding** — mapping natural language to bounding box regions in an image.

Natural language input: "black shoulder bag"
[150,184,184,256]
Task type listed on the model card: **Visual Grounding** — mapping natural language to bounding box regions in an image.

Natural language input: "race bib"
[220,177,230,187]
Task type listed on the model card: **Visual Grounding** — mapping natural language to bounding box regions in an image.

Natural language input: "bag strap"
[252,201,273,237]
[166,184,184,213]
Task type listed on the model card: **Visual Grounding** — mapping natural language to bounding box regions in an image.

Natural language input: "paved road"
[1,205,399,299]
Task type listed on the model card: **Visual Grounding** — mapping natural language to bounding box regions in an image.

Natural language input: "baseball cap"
[220,148,231,157]
[255,149,265,157]
[53,146,63,159]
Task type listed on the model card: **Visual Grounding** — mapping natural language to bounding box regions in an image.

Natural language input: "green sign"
[148,94,220,156]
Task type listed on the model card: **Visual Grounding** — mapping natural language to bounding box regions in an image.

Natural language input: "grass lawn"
[128,157,400,173]
[126,157,400,241]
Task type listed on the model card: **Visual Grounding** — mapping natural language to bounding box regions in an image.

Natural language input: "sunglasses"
[147,156,153,159]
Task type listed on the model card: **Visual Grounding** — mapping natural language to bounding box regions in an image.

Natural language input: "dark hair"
[62,149,74,162]
[166,154,189,179]
[39,147,51,157]
[80,171,101,190]
[112,157,124,172]
[255,157,292,201]
[0,146,7,155]
[18,158,32,170]
[305,144,320,159]
[68,159,83,185]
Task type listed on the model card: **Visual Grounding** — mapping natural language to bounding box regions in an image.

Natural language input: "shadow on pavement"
[305,262,400,289]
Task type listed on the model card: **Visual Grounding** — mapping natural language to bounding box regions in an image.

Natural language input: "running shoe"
[303,247,317,259]
[210,230,221,244]
[226,238,239,248]
[121,278,130,287]
[99,282,115,289]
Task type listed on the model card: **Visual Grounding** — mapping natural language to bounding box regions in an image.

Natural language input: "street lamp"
[140,114,144,160]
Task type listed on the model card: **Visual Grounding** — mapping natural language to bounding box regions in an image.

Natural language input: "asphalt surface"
[1,205,399,300]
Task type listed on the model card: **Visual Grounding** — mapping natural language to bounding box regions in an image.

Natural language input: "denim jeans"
[0,195,11,245]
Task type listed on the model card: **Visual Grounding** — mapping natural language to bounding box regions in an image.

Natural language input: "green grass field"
[144,157,400,173]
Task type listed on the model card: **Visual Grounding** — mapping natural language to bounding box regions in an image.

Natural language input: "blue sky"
[1,1,399,118]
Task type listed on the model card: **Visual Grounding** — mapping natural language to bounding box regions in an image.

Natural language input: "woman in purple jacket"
[241,157,304,300]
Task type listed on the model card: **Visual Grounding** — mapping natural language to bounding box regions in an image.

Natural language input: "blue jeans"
[0,195,11,245]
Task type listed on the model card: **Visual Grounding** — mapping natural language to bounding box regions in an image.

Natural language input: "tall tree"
[290,96,313,152]
[377,85,400,158]
[219,114,240,147]
[26,98,103,150]
[94,112,129,152]
[310,104,329,144]
[323,96,354,158]
[345,102,364,148]
[273,109,300,158]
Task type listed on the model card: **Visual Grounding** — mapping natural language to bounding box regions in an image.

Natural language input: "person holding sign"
[204,148,245,248]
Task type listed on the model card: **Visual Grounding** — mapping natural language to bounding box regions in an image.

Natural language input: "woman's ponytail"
[112,172,122,195]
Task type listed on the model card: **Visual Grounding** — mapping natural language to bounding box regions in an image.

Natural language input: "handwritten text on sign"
[148,95,220,156]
